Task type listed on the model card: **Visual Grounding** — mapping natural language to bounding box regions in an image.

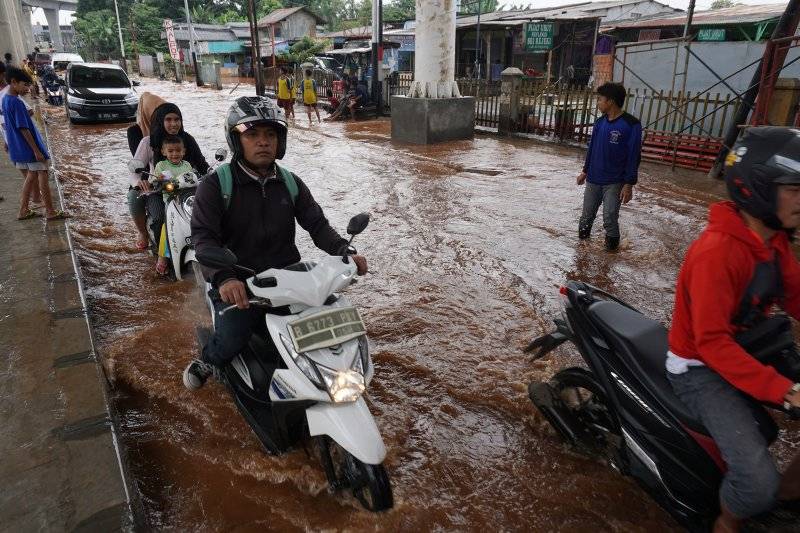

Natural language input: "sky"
[30,0,788,27]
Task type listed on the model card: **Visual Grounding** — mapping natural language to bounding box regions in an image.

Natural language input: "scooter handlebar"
[218,298,270,316]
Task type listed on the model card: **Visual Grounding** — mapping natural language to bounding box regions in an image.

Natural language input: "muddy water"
[45,79,733,531]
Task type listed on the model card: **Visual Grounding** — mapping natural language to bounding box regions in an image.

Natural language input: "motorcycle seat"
[588,300,709,435]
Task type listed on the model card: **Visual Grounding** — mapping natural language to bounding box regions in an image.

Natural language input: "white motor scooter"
[128,149,227,280]
[194,213,393,511]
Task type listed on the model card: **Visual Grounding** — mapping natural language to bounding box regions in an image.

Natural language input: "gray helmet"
[225,96,288,160]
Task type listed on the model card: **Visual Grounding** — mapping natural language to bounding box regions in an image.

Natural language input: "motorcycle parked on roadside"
[194,213,393,511]
[524,280,800,531]
[128,148,227,280]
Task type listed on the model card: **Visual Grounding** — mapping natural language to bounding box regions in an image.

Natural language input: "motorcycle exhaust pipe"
[528,381,588,445]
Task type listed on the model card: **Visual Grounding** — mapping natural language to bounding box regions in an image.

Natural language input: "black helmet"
[725,127,800,230]
[225,96,288,161]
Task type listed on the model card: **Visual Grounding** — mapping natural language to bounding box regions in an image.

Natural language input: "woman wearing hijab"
[128,101,209,265]
[127,91,166,156]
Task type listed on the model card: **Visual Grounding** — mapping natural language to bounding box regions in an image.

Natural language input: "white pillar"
[1,0,27,63]
[408,0,461,98]
[43,7,63,52]
[20,4,35,52]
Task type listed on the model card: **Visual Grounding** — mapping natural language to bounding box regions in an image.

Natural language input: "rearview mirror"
[196,247,238,269]
[131,80,141,86]
[347,212,370,236]
[127,159,146,173]
[214,148,228,162]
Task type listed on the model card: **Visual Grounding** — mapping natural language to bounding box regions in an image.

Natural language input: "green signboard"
[697,28,726,41]
[525,22,554,52]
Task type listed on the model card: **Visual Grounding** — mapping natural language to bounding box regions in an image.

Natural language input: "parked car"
[312,55,344,79]
[51,53,84,72]
[33,52,52,71]
[63,63,139,124]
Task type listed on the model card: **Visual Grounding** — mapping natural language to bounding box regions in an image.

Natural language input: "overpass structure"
[22,0,77,53]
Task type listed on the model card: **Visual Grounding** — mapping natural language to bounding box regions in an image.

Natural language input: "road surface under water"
[41,79,797,531]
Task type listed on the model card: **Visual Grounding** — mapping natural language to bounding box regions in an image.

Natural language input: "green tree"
[459,0,498,15]
[129,2,167,56]
[710,0,735,8]
[73,9,121,60]
[278,36,330,63]
[257,0,284,19]
[383,0,414,22]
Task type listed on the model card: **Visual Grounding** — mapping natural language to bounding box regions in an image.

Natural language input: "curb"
[35,109,145,530]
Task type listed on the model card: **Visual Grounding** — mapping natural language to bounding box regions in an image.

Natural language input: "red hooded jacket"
[669,201,799,404]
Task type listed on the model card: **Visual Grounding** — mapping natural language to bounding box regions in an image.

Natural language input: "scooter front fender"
[306,397,386,465]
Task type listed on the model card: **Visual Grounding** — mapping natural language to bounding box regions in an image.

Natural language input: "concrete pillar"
[498,67,523,136]
[407,0,461,98]
[213,61,222,90]
[43,7,63,52]
[20,4,35,53]
[0,0,27,64]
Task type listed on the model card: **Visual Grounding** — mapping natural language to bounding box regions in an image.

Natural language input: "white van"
[51,53,84,72]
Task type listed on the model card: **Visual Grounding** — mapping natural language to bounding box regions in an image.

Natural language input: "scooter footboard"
[306,398,386,465]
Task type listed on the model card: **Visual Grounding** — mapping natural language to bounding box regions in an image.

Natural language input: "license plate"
[99,113,116,119]
[288,307,366,353]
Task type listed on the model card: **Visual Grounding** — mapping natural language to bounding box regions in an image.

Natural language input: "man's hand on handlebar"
[138,179,151,193]
[352,255,368,276]
[220,279,249,309]
[786,386,800,409]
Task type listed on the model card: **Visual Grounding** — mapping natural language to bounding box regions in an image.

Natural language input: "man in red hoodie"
[668,127,800,532]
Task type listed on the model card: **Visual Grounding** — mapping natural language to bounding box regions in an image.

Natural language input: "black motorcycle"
[525,280,800,531]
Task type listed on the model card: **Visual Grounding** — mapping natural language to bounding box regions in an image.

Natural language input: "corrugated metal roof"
[257,6,325,26]
[455,4,603,27]
[603,2,787,29]
[170,24,236,42]
[318,24,391,39]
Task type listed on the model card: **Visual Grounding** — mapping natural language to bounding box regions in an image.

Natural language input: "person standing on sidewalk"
[1,61,41,206]
[2,67,66,221]
[577,82,642,251]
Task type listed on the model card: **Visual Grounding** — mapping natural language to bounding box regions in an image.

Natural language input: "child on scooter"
[153,134,193,275]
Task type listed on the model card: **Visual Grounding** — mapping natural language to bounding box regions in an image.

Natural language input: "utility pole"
[184,0,202,86]
[371,0,381,109]
[473,0,482,79]
[707,0,800,178]
[112,0,126,66]
[246,0,264,95]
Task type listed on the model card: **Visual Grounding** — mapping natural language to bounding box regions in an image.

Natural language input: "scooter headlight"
[317,364,365,403]
[279,334,323,389]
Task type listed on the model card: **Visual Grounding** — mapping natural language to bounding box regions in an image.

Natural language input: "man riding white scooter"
[667,127,800,532]
[183,96,368,388]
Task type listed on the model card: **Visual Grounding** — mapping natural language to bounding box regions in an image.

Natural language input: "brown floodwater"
[41,79,791,531]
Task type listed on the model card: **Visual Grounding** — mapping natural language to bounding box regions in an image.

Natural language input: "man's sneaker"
[183,359,217,390]
[605,236,620,251]
[578,226,591,240]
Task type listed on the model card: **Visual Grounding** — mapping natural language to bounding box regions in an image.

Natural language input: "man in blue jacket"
[577,82,642,251]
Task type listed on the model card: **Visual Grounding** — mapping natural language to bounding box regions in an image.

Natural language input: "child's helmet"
[725,127,800,230]
[225,96,288,161]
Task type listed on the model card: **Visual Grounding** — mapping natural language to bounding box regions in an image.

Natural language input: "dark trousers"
[144,193,165,253]
[202,295,268,368]
[667,367,781,518]
[579,182,623,239]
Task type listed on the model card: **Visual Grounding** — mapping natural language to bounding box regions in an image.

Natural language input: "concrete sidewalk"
[0,121,136,530]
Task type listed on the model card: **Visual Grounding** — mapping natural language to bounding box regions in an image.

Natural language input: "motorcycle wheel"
[549,367,623,464]
[318,436,393,512]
